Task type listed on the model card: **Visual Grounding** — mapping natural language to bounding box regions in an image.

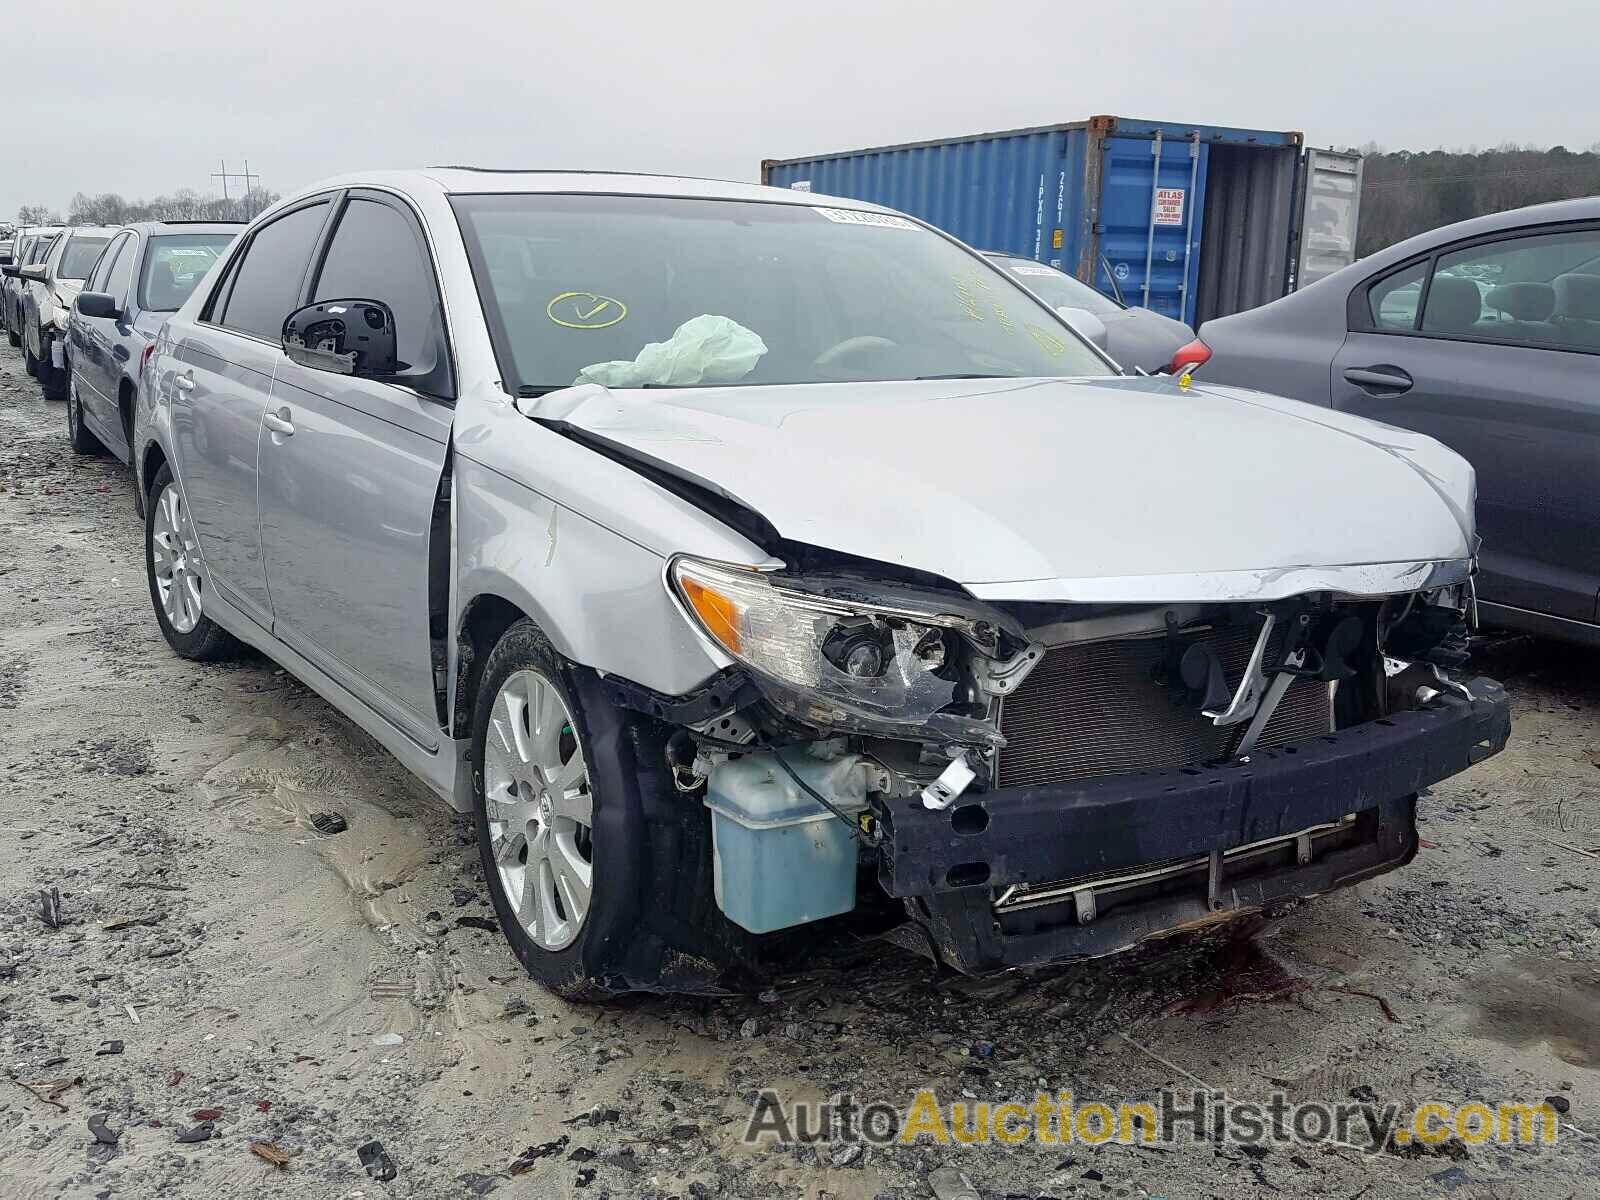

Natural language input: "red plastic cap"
[1168,338,1212,372]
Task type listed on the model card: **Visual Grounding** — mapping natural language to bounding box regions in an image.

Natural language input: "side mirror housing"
[19,264,46,282]
[76,291,121,320]
[1056,305,1110,353]
[282,299,398,377]
[0,264,17,278]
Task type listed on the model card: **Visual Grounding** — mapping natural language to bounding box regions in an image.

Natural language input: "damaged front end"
[631,555,1509,973]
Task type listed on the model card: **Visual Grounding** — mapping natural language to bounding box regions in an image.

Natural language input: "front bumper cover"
[876,678,1510,972]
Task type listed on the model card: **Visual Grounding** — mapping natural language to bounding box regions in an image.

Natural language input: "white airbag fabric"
[575,314,767,388]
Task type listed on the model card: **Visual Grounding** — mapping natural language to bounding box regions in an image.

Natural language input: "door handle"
[1343,366,1413,394]
[173,372,195,392]
[262,408,295,437]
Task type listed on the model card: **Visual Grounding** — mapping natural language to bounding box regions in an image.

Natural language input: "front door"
[255,193,455,744]
[77,232,136,448]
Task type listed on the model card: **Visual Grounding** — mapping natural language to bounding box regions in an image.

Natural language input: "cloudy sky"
[8,0,1585,218]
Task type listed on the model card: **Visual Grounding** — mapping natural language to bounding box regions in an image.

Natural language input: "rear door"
[1097,132,1206,324]
[1331,223,1600,624]
[173,198,333,628]
[1293,150,1363,290]
[256,191,454,745]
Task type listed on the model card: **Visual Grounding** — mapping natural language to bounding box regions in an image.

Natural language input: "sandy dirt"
[1,337,1598,1200]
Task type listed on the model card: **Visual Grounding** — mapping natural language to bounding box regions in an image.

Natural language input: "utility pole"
[210,159,263,214]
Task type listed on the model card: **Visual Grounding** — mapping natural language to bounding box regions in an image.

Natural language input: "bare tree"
[17,204,64,225]
[64,188,281,227]
[1360,144,1600,255]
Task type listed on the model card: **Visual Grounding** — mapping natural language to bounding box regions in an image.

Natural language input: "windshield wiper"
[517,384,569,397]
[914,373,1016,381]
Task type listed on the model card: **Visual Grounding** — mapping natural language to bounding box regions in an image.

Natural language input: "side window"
[1422,227,1600,349]
[104,235,138,304]
[311,198,448,389]
[218,202,330,340]
[86,234,127,293]
[1367,261,1426,331]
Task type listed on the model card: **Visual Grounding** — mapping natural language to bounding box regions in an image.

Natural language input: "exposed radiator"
[997,622,1335,788]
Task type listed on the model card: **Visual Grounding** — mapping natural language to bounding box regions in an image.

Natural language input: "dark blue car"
[65,221,240,467]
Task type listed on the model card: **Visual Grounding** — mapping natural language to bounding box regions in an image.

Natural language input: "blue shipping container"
[762,116,1360,327]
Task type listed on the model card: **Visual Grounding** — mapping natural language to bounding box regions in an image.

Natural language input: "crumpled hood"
[524,375,1475,602]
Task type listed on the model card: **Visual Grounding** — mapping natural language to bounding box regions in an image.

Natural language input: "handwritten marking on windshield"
[547,292,628,330]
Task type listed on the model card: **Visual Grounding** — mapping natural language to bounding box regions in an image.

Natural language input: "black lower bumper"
[877,678,1510,973]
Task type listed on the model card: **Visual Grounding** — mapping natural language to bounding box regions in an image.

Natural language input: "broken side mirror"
[76,291,121,320]
[282,298,398,377]
[19,264,46,282]
[1056,305,1109,353]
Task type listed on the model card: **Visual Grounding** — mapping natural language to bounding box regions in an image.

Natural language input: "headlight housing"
[49,295,72,330]
[669,556,1032,746]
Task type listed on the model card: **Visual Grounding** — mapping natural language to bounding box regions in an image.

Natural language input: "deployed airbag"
[575,314,767,389]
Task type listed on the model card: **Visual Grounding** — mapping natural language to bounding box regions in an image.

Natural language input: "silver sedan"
[136,170,1507,995]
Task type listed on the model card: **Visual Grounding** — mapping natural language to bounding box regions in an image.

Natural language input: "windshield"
[59,235,110,282]
[988,255,1124,317]
[139,233,235,311]
[452,194,1108,391]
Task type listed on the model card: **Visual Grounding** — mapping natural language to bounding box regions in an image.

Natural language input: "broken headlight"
[668,556,1013,746]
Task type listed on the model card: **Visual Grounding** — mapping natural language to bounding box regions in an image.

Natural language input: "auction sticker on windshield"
[1009,263,1057,277]
[812,207,918,230]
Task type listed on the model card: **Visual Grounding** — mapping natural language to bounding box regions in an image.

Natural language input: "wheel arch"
[139,440,168,508]
[118,376,136,450]
[453,591,532,740]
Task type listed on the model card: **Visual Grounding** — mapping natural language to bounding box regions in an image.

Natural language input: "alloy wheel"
[150,483,203,634]
[482,669,594,950]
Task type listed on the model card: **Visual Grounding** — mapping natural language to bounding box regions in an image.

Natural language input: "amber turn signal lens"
[679,576,743,655]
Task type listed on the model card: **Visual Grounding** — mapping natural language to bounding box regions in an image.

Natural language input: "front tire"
[144,465,240,661]
[67,374,103,454]
[24,342,38,377]
[471,619,748,998]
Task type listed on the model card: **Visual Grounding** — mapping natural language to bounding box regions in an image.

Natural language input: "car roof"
[277,168,897,214]
[118,220,245,235]
[1374,195,1600,265]
[60,226,120,239]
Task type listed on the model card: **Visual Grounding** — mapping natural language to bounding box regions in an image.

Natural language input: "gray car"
[18,225,115,398]
[1,226,63,345]
[64,221,239,473]
[136,170,1507,996]
[1198,197,1600,647]
[983,252,1197,373]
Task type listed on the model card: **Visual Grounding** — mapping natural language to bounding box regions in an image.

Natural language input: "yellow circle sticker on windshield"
[547,292,628,329]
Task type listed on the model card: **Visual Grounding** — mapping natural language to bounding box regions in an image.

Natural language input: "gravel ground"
[1,337,1598,1200]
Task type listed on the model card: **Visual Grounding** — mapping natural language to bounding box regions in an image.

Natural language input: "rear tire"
[67,374,103,454]
[471,619,752,998]
[144,465,241,661]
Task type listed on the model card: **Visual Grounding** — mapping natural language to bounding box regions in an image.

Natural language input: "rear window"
[139,234,236,311]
